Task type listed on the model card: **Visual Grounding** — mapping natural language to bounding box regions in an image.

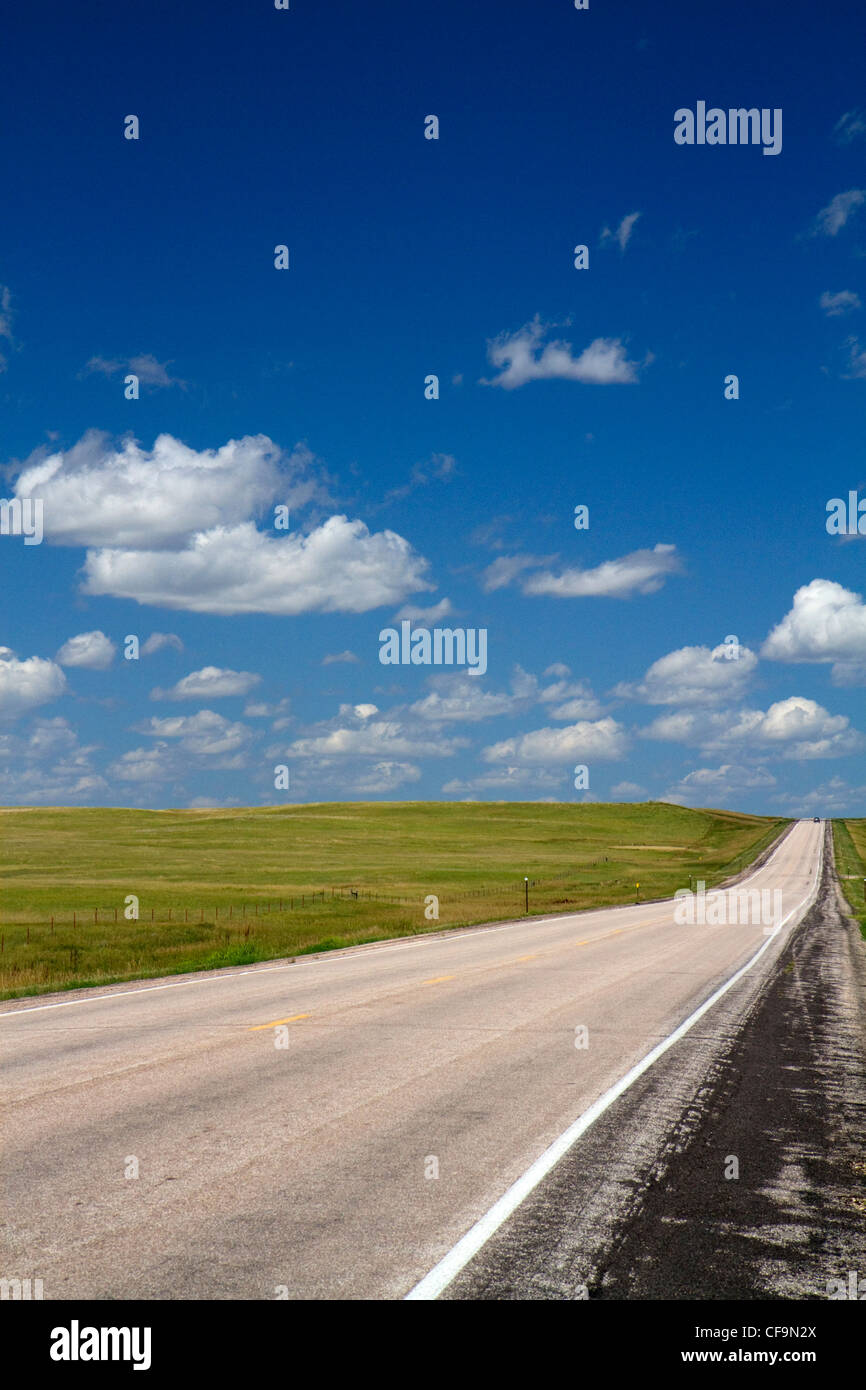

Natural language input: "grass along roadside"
[0,801,790,1000]
[834,820,866,940]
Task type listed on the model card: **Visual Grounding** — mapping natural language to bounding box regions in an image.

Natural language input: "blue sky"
[1,0,865,814]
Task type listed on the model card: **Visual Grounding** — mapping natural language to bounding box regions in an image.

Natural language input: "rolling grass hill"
[0,800,788,999]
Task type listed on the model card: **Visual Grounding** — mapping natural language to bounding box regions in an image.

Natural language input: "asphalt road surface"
[0,819,832,1299]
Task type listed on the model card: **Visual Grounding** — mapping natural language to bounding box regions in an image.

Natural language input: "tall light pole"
[524,877,529,913]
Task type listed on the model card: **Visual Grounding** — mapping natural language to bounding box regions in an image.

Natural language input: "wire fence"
[0,874,622,948]
[0,847,767,953]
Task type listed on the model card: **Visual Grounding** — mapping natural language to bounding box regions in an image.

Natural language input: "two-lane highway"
[0,819,823,1299]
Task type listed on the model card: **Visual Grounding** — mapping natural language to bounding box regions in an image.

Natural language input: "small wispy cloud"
[383,453,457,504]
[0,284,17,372]
[820,289,861,317]
[833,109,866,144]
[322,650,361,666]
[600,210,642,252]
[481,545,681,599]
[812,189,865,237]
[394,598,454,622]
[480,553,555,593]
[82,353,187,389]
[843,337,866,380]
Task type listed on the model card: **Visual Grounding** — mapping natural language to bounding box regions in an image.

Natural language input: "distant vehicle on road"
[813,816,820,822]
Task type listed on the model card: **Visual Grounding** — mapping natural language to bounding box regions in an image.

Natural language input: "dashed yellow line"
[575,916,658,949]
[248,1012,310,1031]
[247,916,668,1025]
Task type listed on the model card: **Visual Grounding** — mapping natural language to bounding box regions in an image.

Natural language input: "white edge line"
[404,828,824,1301]
[0,914,606,1018]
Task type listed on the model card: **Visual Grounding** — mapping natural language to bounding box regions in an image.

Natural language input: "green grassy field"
[834,820,866,940]
[0,800,789,999]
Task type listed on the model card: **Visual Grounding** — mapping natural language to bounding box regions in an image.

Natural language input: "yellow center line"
[574,916,662,948]
[490,952,540,970]
[248,1013,310,1031]
[249,914,690,1024]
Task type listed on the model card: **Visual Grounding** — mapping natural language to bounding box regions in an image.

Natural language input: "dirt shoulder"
[596,823,866,1299]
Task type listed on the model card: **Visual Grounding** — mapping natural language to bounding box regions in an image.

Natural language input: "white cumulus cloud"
[614,642,758,705]
[151,666,262,700]
[141,632,184,656]
[664,763,776,807]
[15,430,295,548]
[408,669,537,725]
[610,781,647,798]
[761,579,866,681]
[0,648,67,720]
[83,516,433,616]
[108,744,177,783]
[56,630,116,670]
[644,696,862,760]
[522,544,681,599]
[135,709,254,757]
[482,316,644,389]
[481,717,628,765]
[282,707,468,759]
